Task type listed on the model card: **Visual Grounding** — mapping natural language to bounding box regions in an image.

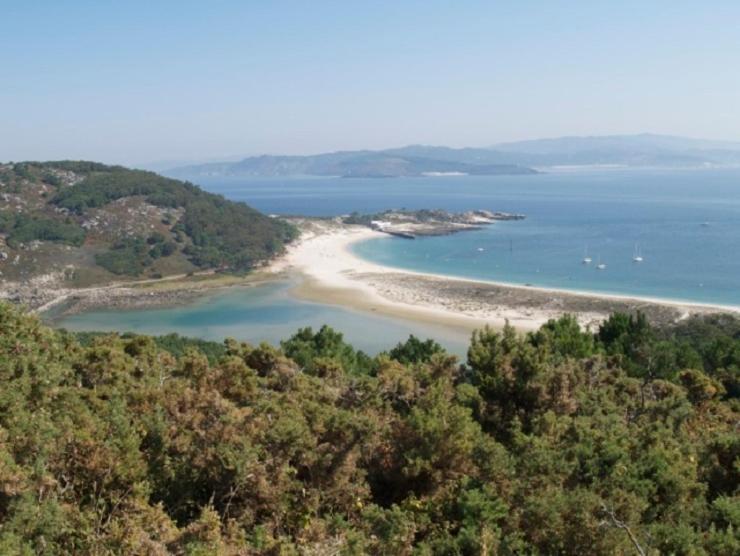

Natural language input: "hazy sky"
[2,1,739,165]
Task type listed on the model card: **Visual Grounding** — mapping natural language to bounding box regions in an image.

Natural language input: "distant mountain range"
[165,134,740,178]
[165,150,537,179]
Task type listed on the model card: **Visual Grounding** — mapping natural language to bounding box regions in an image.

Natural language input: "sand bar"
[270,220,740,331]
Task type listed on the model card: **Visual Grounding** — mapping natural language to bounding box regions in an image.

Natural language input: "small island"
[342,209,525,238]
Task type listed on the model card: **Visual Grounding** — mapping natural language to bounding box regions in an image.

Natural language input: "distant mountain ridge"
[166,134,740,178]
[166,149,537,179]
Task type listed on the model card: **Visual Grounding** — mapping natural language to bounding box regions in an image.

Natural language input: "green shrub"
[6,214,86,247]
[95,237,152,275]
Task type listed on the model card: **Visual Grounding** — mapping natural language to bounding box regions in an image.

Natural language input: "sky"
[1,0,739,166]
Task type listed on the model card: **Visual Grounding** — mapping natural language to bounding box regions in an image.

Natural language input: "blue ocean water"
[54,279,471,356]
[200,168,740,306]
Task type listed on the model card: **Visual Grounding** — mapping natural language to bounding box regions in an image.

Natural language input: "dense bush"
[37,160,120,174]
[387,334,445,364]
[74,330,227,364]
[95,237,151,275]
[0,302,738,554]
[53,168,195,212]
[280,325,375,375]
[2,213,86,247]
[94,233,179,275]
[0,211,15,233]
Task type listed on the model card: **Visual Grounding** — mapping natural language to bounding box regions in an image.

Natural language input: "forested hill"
[0,302,737,553]
[0,161,296,284]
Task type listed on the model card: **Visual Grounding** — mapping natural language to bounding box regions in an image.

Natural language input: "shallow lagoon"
[54,278,472,356]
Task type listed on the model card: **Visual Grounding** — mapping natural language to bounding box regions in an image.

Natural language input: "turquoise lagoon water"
[54,278,472,356]
[56,168,740,349]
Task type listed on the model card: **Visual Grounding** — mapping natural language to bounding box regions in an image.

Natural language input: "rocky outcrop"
[345,209,525,238]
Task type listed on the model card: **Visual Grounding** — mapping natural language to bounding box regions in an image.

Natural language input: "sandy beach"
[270,220,740,332]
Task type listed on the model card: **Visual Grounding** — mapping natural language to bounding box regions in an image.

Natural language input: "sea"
[55,167,740,355]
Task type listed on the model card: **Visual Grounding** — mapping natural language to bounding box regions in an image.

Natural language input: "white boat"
[632,243,644,263]
[596,255,606,270]
[582,246,592,264]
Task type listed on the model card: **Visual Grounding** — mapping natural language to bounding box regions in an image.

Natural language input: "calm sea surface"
[203,168,740,306]
[56,168,740,350]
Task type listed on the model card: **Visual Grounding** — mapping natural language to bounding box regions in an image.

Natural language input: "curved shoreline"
[348,234,740,314]
[270,222,740,331]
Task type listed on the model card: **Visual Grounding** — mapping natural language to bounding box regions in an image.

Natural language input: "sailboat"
[632,244,644,263]
[582,246,592,264]
[596,255,606,270]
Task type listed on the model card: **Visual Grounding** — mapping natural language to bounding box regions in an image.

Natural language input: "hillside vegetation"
[0,161,296,284]
[0,302,737,554]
